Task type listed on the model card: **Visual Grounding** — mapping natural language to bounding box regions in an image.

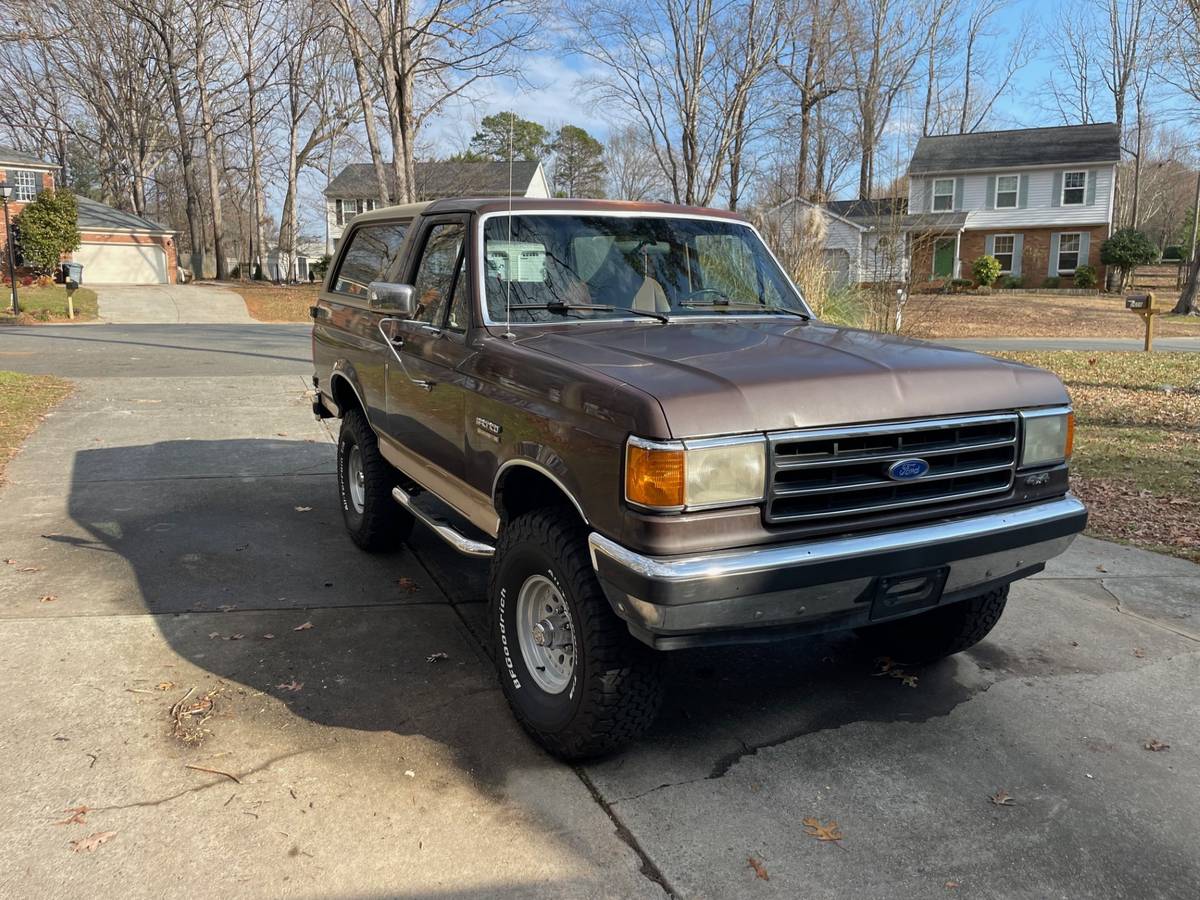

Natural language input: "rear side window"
[331,221,410,297]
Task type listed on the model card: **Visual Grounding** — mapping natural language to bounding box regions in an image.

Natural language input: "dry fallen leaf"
[945,882,961,890]
[17,566,42,573]
[802,817,844,842]
[989,790,1016,806]
[293,621,313,632]
[261,634,275,640]
[397,577,421,594]
[277,680,303,692]
[54,806,90,826]
[746,856,769,881]
[1143,739,1170,752]
[1133,648,1146,659]
[294,506,312,512]
[39,595,57,603]
[900,674,919,688]
[156,682,175,691]
[208,632,221,640]
[426,652,449,663]
[228,634,245,641]
[70,831,116,852]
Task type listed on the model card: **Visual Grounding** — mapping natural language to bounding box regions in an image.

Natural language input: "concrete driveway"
[97,284,254,324]
[0,324,1198,898]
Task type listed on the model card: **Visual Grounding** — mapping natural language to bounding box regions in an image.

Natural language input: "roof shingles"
[325,160,541,200]
[908,123,1120,175]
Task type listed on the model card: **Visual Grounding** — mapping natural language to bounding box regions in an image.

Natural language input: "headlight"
[1020,408,1074,467]
[625,435,766,511]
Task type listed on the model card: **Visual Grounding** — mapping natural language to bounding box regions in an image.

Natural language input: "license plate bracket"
[868,566,950,621]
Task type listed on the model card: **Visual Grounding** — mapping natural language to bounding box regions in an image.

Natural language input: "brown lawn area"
[905,291,1200,339]
[233,282,318,322]
[994,351,1200,562]
[0,285,99,325]
[0,371,72,480]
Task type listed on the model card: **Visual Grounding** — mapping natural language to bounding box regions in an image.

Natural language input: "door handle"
[378,318,435,390]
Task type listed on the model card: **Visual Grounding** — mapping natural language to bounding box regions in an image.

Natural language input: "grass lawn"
[904,291,1200,339]
[0,371,72,480]
[234,282,318,322]
[993,351,1200,562]
[0,284,99,324]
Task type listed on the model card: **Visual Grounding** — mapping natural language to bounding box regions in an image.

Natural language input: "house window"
[932,178,955,212]
[995,175,1018,209]
[13,170,38,202]
[1062,171,1086,205]
[993,235,1015,272]
[1058,233,1081,272]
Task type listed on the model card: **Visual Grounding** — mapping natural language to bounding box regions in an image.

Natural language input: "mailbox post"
[1125,292,1157,352]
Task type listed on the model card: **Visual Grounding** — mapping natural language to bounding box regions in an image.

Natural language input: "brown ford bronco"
[311,197,1087,759]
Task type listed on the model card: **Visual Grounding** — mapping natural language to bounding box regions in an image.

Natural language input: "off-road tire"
[489,507,664,760]
[860,586,1009,665]
[336,409,412,552]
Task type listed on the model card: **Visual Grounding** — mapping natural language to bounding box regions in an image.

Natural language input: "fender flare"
[492,457,590,525]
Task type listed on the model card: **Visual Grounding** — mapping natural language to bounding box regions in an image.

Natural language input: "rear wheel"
[859,586,1009,665]
[336,409,412,552]
[489,507,664,759]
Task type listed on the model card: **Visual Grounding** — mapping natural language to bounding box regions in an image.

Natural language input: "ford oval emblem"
[887,458,930,481]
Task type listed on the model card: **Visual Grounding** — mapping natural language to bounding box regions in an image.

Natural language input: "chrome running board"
[392,487,495,558]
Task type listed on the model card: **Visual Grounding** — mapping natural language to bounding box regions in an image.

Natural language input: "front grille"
[765,413,1018,525]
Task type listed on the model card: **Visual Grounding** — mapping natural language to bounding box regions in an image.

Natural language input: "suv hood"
[519,320,1069,437]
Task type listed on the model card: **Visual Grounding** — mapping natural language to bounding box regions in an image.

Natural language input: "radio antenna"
[503,109,515,339]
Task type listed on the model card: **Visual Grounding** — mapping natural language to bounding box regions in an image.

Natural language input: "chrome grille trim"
[766,413,1019,525]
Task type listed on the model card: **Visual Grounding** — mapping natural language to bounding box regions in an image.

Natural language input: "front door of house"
[933,238,956,278]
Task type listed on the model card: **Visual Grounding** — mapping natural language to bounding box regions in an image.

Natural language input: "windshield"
[481,214,808,324]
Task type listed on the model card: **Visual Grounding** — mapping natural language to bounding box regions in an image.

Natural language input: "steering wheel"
[681,288,731,302]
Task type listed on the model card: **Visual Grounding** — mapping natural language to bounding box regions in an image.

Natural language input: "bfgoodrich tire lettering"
[336,409,412,552]
[489,507,664,759]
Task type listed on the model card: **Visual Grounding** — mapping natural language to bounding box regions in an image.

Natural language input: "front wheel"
[859,586,1009,665]
[489,507,664,759]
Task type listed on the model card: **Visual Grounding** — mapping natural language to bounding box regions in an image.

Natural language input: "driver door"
[383,216,472,483]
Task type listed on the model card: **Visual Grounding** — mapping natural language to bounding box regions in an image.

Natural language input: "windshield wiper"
[677,298,810,320]
[508,301,669,323]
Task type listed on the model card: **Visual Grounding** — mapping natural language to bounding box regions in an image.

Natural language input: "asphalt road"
[1,321,1198,898]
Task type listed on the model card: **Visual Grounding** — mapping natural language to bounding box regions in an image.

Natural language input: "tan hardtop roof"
[348,197,748,223]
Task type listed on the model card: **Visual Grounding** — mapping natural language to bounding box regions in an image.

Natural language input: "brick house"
[1,147,177,284]
[904,123,1120,285]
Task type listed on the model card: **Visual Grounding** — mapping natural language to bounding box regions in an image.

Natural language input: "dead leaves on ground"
[70,831,116,853]
[989,790,1016,807]
[276,679,303,692]
[746,856,769,880]
[873,656,919,688]
[397,577,420,595]
[1144,739,1170,752]
[802,817,844,844]
[169,686,223,745]
[38,594,57,603]
[55,806,90,826]
[4,558,43,572]
[293,621,313,632]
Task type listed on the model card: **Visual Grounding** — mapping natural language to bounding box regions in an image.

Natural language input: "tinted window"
[332,221,409,296]
[411,223,466,326]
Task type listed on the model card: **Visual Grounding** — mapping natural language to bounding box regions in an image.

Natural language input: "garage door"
[72,242,168,284]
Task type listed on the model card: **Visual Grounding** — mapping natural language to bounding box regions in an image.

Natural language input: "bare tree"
[603,124,667,200]
[332,0,535,204]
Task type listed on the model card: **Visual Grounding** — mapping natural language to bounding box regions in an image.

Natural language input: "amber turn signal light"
[625,442,685,509]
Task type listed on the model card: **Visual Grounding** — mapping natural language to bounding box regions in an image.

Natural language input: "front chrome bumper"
[588,496,1087,649]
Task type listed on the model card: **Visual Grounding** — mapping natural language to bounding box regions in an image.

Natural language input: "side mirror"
[367,282,416,316]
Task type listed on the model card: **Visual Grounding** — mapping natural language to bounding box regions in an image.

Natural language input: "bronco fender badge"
[887,458,930,481]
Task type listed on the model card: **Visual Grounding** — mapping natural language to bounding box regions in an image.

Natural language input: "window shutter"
[984,234,995,256]
[1051,172,1062,207]
[1018,176,1028,209]
[923,179,932,212]
[1048,233,1060,276]
[1078,232,1090,266]
[955,177,965,211]
[1012,235,1023,277]
[1086,170,1097,205]
[985,176,995,210]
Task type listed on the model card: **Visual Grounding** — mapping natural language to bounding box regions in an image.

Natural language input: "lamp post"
[0,185,17,315]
